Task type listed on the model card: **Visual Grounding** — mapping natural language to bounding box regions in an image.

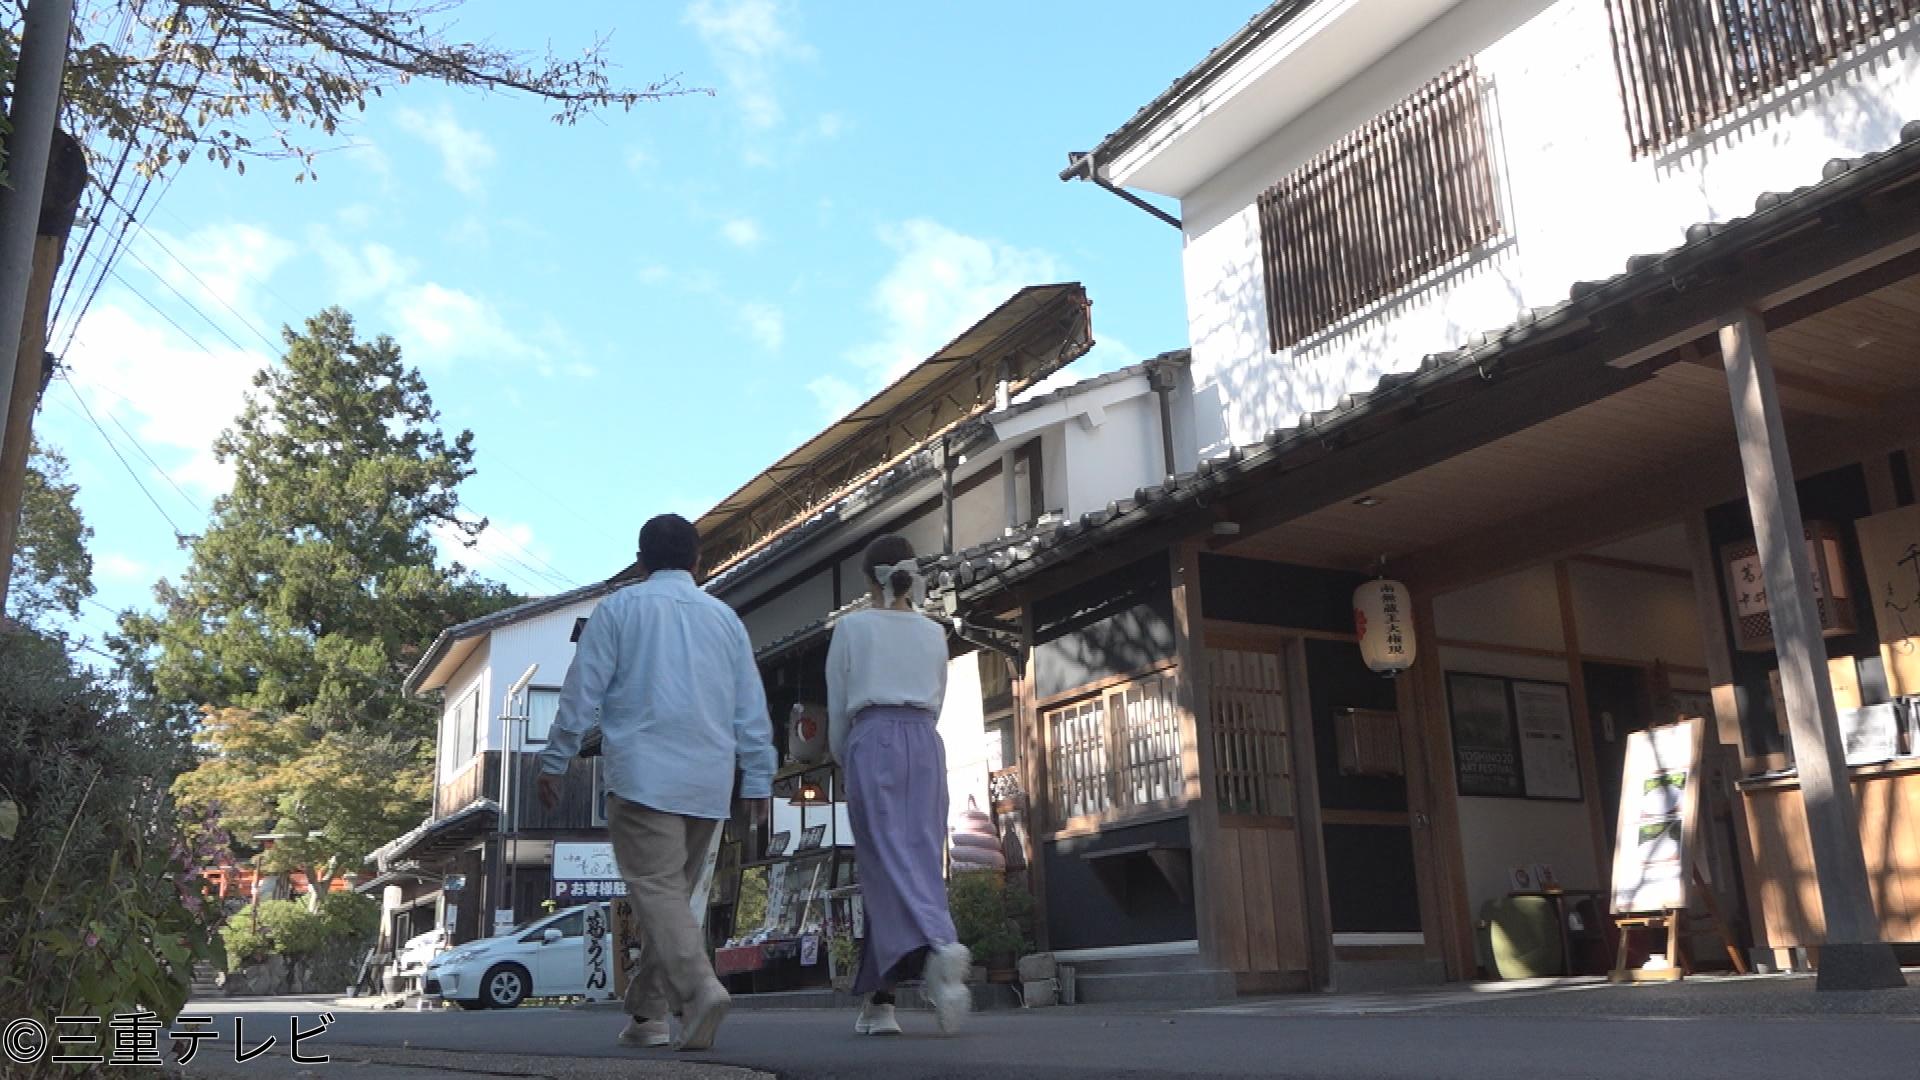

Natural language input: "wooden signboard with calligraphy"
[1854,504,1920,697]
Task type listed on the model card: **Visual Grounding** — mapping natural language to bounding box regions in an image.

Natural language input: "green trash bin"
[1480,895,1565,980]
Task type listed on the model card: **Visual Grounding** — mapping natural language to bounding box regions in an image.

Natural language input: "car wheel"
[455,999,486,1011]
[481,964,529,1009]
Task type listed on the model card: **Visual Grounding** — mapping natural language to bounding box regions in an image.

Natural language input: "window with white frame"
[525,688,561,745]
[441,688,482,780]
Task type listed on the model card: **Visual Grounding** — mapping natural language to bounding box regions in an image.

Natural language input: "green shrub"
[947,871,1032,963]
[221,892,377,969]
[0,628,221,1074]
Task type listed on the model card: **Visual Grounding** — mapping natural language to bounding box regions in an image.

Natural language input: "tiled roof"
[708,351,1188,603]
[959,122,1920,601]
[1062,1,1314,181]
[990,350,1189,425]
[368,798,498,869]
[403,580,624,696]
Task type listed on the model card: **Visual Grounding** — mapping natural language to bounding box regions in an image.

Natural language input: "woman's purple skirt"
[845,705,958,994]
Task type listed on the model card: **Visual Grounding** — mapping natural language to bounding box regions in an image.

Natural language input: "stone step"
[1053,949,1206,977]
[1327,957,1447,995]
[1068,967,1238,1004]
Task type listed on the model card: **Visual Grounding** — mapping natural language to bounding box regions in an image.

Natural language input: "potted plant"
[948,871,1033,982]
[828,933,859,993]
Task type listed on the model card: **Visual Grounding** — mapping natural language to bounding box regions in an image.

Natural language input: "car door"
[525,908,586,996]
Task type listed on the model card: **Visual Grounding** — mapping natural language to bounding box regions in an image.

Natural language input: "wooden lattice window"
[1605,0,1916,158]
[1043,673,1185,824]
[1207,649,1294,818]
[1256,60,1502,351]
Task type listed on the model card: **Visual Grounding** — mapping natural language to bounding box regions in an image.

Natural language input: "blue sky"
[38,1,1250,653]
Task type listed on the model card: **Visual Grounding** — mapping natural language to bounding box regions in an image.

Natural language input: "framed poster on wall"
[1447,673,1583,800]
[1448,673,1524,797]
[1512,680,1582,801]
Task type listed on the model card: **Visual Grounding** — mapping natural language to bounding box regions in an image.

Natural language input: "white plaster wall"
[1179,0,1920,452]
[1431,564,1565,653]
[1057,393,1167,519]
[743,571,835,651]
[940,651,991,828]
[485,598,606,751]
[1565,563,1706,668]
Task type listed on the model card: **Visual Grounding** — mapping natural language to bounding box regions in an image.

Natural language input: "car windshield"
[520,908,585,943]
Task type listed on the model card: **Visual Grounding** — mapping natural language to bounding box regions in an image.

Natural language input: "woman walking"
[828,534,970,1037]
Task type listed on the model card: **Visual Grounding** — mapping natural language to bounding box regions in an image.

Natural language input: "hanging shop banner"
[1609,718,1704,915]
[554,841,627,900]
[1447,673,1524,797]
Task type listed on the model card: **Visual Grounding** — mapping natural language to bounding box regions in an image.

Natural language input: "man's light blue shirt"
[539,570,775,820]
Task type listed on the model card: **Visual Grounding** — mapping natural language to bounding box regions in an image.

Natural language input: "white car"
[423,904,616,1009]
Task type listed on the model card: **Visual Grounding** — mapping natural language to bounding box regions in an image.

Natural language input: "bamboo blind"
[1042,673,1185,823]
[1207,649,1294,818]
[1256,59,1502,351]
[1605,0,1914,158]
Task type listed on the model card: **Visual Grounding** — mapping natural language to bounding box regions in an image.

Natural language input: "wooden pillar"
[941,437,956,556]
[1285,641,1334,989]
[1718,308,1901,990]
[1012,603,1049,951]
[1169,543,1224,969]
[1405,593,1476,981]
[1553,562,1614,905]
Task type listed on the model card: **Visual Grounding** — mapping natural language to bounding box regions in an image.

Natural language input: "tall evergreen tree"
[120,309,518,893]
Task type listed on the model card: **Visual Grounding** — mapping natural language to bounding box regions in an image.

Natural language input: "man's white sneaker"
[853,1001,902,1036]
[617,1018,671,1048]
[675,982,732,1052]
[925,943,972,1035]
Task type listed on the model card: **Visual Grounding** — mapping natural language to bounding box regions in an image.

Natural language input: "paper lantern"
[788,703,828,764]
[1353,579,1416,677]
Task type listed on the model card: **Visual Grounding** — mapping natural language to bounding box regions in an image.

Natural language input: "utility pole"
[0,0,79,613]
[0,131,87,616]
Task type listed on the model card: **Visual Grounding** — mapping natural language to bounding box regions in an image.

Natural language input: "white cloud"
[721,217,764,249]
[432,515,569,594]
[625,145,654,173]
[64,303,269,496]
[391,282,538,368]
[564,361,599,379]
[394,104,497,196]
[740,302,785,351]
[683,0,813,130]
[309,233,416,305]
[816,113,846,139]
[638,263,672,285]
[805,373,862,419]
[137,222,294,327]
[848,219,1061,383]
[97,553,151,582]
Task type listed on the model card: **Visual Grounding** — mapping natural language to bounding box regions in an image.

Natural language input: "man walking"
[539,514,775,1053]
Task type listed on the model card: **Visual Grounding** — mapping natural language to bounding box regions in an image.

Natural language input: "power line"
[120,245,251,352]
[104,192,283,353]
[452,499,583,590]
[47,382,203,517]
[102,267,219,355]
[60,377,187,541]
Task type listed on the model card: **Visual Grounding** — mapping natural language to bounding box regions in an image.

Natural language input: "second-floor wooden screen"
[1606,0,1914,158]
[1256,60,1502,352]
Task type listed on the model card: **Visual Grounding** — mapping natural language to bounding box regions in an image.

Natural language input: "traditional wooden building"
[929,0,1920,997]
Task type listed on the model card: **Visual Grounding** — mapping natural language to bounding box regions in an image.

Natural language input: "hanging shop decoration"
[1720,521,1857,652]
[1353,578,1416,676]
[788,702,828,764]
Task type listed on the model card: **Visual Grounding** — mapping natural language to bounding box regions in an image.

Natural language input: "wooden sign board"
[1855,503,1920,697]
[1610,718,1706,915]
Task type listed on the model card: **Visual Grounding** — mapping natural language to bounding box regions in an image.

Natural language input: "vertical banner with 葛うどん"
[1610,718,1706,914]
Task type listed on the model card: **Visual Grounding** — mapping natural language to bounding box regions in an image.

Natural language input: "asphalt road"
[170,982,1920,1080]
